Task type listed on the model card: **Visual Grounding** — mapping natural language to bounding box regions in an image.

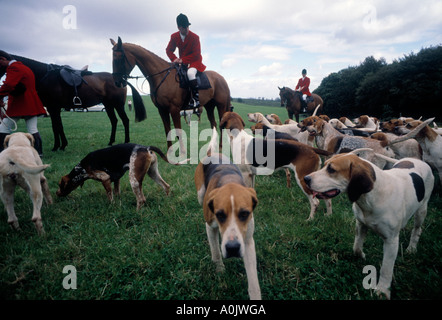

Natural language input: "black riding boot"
[0,132,7,152]
[32,132,43,157]
[301,99,308,113]
[188,79,200,110]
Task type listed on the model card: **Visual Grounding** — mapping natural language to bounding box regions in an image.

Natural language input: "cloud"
[254,62,283,76]
[1,0,441,98]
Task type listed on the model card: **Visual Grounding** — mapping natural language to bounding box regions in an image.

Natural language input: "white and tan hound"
[220,111,333,220]
[304,151,434,299]
[298,116,395,168]
[247,112,313,146]
[195,128,261,300]
[1,132,52,234]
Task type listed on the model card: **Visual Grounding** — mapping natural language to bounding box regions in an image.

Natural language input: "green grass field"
[0,98,441,300]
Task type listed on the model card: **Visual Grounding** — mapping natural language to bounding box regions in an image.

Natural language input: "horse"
[110,37,232,158]
[278,86,323,122]
[0,55,146,151]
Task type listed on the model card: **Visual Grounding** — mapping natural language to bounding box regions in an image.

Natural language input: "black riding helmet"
[177,14,191,28]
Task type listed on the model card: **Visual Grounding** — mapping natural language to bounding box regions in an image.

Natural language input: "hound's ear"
[25,133,35,146]
[219,113,229,130]
[247,187,258,210]
[347,160,376,202]
[4,135,11,148]
[240,117,246,128]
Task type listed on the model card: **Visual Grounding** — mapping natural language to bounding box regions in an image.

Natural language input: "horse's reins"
[113,47,175,102]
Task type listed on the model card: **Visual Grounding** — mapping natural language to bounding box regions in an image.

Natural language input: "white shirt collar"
[9,60,17,66]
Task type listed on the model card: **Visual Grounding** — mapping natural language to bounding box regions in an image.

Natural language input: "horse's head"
[278,86,287,106]
[110,37,136,87]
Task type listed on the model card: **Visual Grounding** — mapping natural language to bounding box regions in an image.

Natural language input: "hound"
[303,150,434,299]
[391,118,441,183]
[380,119,406,133]
[298,116,395,168]
[195,128,261,299]
[339,117,357,127]
[221,111,333,220]
[265,113,282,124]
[353,115,379,132]
[57,143,170,210]
[370,132,422,160]
[0,132,52,234]
[247,112,313,146]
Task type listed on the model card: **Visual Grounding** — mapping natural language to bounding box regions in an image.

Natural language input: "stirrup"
[73,96,82,106]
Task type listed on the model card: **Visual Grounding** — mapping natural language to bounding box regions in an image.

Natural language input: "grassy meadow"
[0,97,441,301]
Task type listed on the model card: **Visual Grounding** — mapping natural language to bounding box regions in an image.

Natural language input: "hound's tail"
[8,155,50,174]
[350,148,398,164]
[312,104,321,116]
[388,117,435,146]
[148,145,190,165]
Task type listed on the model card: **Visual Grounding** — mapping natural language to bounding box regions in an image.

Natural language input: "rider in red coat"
[295,69,311,113]
[166,13,206,110]
[0,50,46,155]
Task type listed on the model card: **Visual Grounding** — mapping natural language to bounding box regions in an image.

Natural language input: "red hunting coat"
[0,61,46,118]
[295,76,311,96]
[166,30,206,72]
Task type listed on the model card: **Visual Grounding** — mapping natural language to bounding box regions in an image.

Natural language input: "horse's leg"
[114,103,130,143]
[158,108,172,150]
[295,112,300,123]
[205,102,217,128]
[104,106,118,146]
[49,109,62,151]
[170,109,187,159]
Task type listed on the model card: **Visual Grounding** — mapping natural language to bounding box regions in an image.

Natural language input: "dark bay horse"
[2,55,146,151]
[278,86,323,122]
[111,37,231,157]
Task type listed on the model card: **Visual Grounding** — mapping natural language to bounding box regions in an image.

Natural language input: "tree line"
[314,45,442,120]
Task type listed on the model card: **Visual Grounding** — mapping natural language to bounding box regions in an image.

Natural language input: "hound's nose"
[304,175,312,187]
[225,240,241,258]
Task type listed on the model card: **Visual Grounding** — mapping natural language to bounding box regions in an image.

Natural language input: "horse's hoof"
[52,147,59,152]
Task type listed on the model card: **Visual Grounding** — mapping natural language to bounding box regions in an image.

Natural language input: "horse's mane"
[124,43,171,67]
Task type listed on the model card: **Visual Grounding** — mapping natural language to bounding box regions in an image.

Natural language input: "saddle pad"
[196,71,211,90]
[177,67,212,90]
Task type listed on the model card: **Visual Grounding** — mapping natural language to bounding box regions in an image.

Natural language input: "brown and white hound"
[304,151,434,299]
[298,116,395,168]
[195,128,261,299]
[220,111,333,220]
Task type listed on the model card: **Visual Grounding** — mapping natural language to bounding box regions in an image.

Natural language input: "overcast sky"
[1,0,441,99]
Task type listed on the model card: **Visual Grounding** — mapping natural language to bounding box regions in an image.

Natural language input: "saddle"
[48,64,91,105]
[176,65,211,90]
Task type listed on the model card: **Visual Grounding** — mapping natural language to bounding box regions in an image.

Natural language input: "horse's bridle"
[112,46,175,98]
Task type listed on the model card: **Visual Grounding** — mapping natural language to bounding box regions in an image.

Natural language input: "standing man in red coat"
[166,13,206,110]
[0,50,47,155]
[295,69,311,113]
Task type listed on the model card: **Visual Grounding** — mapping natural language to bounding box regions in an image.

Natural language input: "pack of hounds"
[1,110,440,300]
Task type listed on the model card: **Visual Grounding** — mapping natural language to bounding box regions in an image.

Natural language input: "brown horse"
[1,55,146,151]
[110,37,232,157]
[278,86,323,122]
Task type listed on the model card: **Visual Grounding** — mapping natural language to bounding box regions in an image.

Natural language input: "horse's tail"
[127,82,147,122]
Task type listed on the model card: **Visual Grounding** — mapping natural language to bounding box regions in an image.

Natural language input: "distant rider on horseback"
[166,13,206,111]
[295,69,311,113]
